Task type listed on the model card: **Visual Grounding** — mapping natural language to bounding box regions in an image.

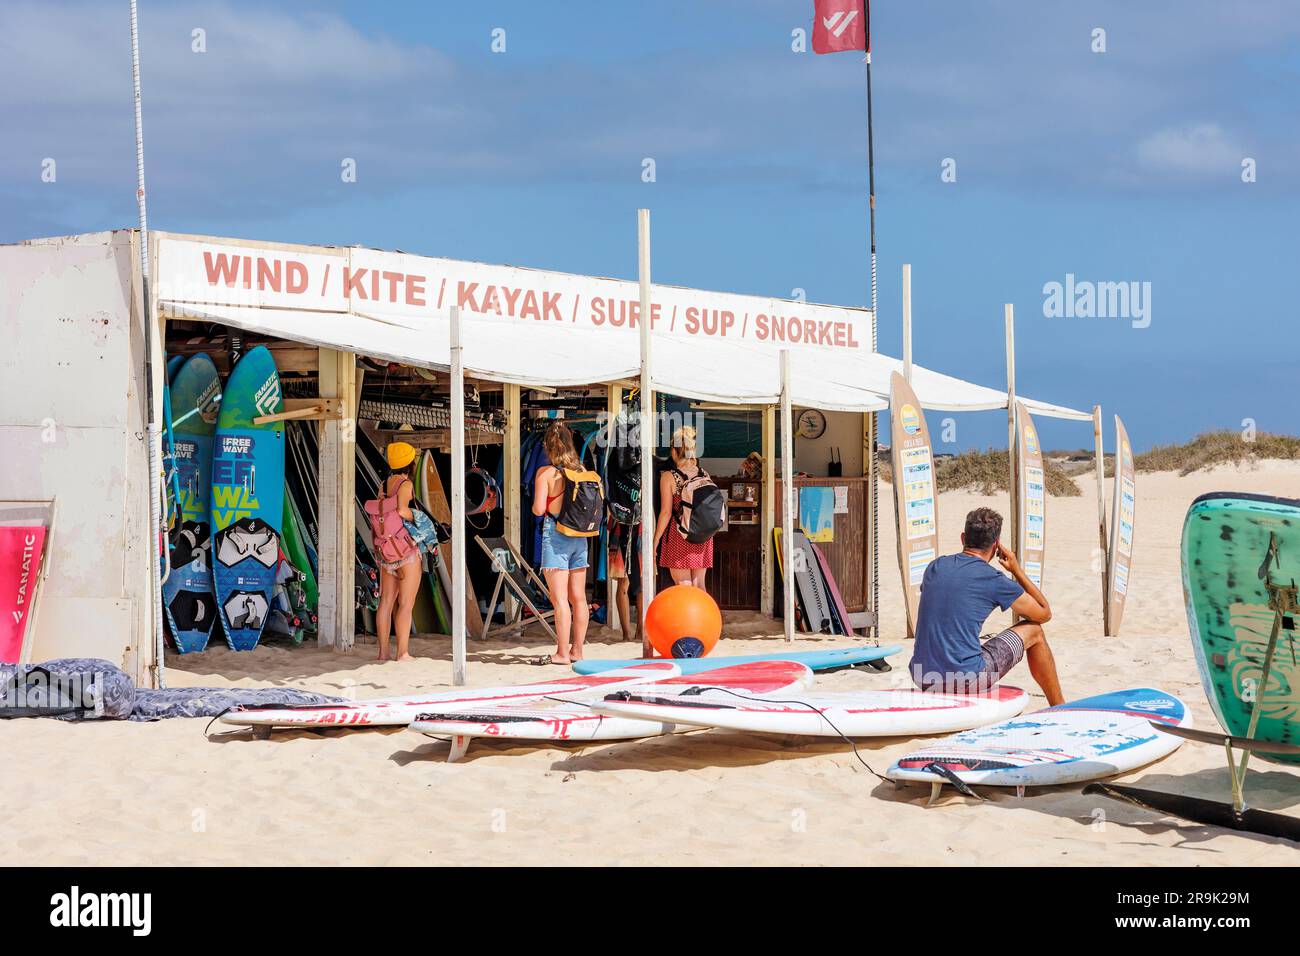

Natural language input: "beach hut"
[0,226,1088,686]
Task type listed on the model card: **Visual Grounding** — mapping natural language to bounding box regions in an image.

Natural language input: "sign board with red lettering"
[155,236,871,354]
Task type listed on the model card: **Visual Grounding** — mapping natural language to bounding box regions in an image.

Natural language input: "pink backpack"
[365,478,418,564]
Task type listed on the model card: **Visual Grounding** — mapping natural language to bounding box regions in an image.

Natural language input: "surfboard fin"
[447,735,471,763]
[1084,783,1300,843]
[922,762,982,801]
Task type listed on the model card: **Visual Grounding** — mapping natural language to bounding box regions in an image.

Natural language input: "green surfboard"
[281,492,319,630]
[1183,492,1300,765]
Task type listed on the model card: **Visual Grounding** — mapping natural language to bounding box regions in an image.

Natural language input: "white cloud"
[1135,123,1245,177]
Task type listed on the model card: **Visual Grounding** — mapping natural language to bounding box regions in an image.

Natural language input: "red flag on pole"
[812,0,868,55]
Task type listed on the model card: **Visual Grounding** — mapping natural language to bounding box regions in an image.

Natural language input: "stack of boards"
[222,660,815,761]
[161,345,362,653]
[224,649,1190,790]
[774,528,858,636]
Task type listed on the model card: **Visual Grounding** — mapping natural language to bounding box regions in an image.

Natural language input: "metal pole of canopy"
[780,349,795,643]
[1092,405,1109,626]
[637,210,656,641]
[1005,304,1018,551]
[450,306,467,685]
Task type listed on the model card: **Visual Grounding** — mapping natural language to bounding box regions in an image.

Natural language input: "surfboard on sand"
[886,688,1189,791]
[220,662,683,733]
[163,353,222,654]
[211,345,284,651]
[572,644,900,676]
[592,683,1027,738]
[410,660,814,762]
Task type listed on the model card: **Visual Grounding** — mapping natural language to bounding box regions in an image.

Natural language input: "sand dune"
[3,464,1298,866]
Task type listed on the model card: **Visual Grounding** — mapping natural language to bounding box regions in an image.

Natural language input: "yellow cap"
[386,441,417,470]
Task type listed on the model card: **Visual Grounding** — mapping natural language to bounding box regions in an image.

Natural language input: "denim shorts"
[540,517,589,571]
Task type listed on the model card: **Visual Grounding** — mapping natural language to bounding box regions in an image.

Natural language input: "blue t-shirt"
[909,553,1024,684]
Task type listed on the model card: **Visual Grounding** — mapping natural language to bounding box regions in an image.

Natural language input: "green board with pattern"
[1182,492,1300,765]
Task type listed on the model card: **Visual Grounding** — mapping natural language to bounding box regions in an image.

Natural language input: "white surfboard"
[886,688,1190,789]
[408,660,815,761]
[219,662,681,733]
[590,684,1029,737]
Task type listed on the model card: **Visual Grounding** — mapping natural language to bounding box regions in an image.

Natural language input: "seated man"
[909,507,1064,705]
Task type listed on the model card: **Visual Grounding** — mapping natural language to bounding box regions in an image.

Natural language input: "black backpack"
[605,412,642,525]
[555,467,604,538]
[673,467,726,544]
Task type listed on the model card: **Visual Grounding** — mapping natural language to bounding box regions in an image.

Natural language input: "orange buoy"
[645,585,722,659]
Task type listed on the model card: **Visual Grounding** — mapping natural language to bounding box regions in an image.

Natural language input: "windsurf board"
[886,688,1189,788]
[409,660,815,761]
[211,345,284,651]
[163,353,222,654]
[220,662,682,732]
[592,683,1028,737]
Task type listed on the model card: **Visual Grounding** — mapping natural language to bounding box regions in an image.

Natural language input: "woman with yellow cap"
[371,440,434,662]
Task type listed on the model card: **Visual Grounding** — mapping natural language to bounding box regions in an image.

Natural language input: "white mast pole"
[450,306,467,685]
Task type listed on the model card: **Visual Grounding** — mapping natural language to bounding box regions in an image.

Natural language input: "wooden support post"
[503,383,521,621]
[863,408,877,634]
[317,348,356,650]
[450,307,467,685]
[760,405,776,617]
[1093,405,1108,626]
[780,350,795,643]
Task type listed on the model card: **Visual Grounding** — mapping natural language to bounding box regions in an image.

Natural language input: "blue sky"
[3,1,1297,451]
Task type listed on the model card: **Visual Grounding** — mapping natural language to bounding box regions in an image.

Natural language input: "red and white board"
[592,683,1029,738]
[219,662,681,732]
[409,660,815,761]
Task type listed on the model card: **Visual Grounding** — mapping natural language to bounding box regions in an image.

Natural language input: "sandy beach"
[5,463,1298,866]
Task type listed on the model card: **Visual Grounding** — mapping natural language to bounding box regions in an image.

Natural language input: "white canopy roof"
[162,300,1089,421]
[154,232,1088,421]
